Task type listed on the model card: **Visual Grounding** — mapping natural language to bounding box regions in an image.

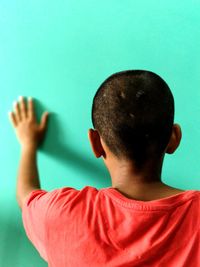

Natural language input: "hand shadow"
[34,99,110,188]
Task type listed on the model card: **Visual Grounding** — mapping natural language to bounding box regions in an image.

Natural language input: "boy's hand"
[9,97,49,150]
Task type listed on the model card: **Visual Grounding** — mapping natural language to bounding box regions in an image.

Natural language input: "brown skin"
[88,124,185,201]
[9,97,48,208]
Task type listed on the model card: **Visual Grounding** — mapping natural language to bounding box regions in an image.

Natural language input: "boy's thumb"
[40,112,49,130]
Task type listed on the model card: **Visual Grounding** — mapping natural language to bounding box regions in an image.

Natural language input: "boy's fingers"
[19,96,27,119]
[40,112,49,130]
[28,98,35,120]
[9,112,18,127]
[13,101,21,122]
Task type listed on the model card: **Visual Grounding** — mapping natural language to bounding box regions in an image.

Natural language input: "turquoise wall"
[0,1,200,266]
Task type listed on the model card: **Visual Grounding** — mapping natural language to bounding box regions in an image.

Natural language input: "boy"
[9,70,199,266]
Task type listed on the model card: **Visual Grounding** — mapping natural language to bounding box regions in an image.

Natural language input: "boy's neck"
[108,156,163,184]
[106,157,184,201]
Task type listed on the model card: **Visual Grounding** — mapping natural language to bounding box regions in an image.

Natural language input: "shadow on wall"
[0,217,21,267]
[35,100,110,187]
[0,208,47,267]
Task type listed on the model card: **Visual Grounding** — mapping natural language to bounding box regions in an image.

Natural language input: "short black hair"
[92,70,174,169]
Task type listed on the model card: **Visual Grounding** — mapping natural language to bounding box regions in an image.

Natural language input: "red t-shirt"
[22,186,200,267]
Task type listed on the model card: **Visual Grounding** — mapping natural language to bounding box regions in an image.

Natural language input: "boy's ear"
[88,129,105,158]
[166,124,182,154]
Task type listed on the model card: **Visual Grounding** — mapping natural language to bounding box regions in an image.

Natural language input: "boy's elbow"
[16,190,30,209]
[16,193,23,209]
[16,187,40,209]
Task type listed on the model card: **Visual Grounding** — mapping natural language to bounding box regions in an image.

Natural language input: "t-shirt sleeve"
[22,187,79,261]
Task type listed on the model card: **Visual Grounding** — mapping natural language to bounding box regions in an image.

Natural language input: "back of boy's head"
[92,70,174,170]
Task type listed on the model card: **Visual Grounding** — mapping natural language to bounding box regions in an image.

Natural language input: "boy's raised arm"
[9,97,48,209]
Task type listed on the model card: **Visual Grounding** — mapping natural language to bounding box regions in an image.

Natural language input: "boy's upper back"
[22,186,200,267]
